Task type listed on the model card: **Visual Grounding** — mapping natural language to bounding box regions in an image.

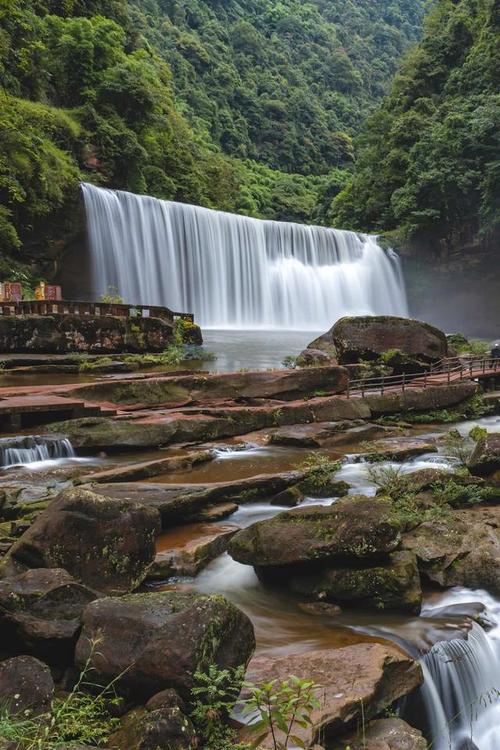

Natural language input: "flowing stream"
[150,415,500,749]
[82,183,408,329]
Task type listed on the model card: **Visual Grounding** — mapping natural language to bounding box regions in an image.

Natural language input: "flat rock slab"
[149,523,238,578]
[86,470,304,525]
[268,421,394,448]
[77,450,213,484]
[242,643,423,746]
[359,437,437,461]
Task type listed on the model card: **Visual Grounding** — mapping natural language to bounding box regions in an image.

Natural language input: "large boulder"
[242,644,423,747]
[228,497,402,567]
[0,655,54,716]
[289,552,422,614]
[468,433,500,477]
[3,488,160,594]
[75,591,255,701]
[321,315,447,364]
[403,506,500,592]
[0,568,96,665]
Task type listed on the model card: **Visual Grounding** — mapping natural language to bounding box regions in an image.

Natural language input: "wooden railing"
[346,357,500,398]
[0,299,194,324]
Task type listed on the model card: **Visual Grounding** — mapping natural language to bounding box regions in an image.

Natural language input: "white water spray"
[82,183,408,329]
[0,436,75,468]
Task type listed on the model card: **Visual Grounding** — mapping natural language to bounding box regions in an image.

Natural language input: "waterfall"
[408,590,500,750]
[0,436,75,468]
[82,183,408,330]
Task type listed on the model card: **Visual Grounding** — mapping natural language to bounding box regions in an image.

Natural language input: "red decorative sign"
[4,282,22,302]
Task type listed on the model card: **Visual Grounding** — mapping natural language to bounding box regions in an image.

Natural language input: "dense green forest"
[0,0,425,275]
[332,0,499,259]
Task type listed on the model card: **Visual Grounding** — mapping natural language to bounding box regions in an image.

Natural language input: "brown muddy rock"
[242,644,423,746]
[289,551,422,614]
[0,655,54,716]
[468,433,500,477]
[0,568,96,664]
[147,523,238,579]
[403,506,500,592]
[4,488,160,594]
[228,496,402,567]
[194,502,239,521]
[296,348,336,367]
[340,718,427,750]
[0,315,174,354]
[330,315,447,364]
[75,591,255,701]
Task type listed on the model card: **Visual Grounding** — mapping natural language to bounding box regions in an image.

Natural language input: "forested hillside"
[332,0,499,261]
[0,0,424,277]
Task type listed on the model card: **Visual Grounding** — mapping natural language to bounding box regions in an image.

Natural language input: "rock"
[85,471,304,526]
[68,365,349,407]
[468,433,500,476]
[0,314,175,354]
[0,568,96,665]
[328,315,448,364]
[75,591,255,701]
[403,468,481,492]
[268,421,366,448]
[228,496,402,567]
[270,485,305,507]
[403,506,500,592]
[364,382,478,417]
[297,602,342,616]
[0,655,54,716]
[361,437,437,461]
[112,700,198,750]
[296,348,336,367]
[3,487,161,594]
[145,688,186,713]
[194,502,238,521]
[289,552,422,614]
[340,718,427,750]
[77,450,214,484]
[242,643,423,746]
[147,523,238,579]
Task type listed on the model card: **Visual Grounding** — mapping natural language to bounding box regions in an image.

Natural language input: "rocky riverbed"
[0,317,499,750]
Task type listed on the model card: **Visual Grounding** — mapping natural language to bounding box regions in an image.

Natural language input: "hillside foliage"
[332,0,500,257]
[0,0,424,265]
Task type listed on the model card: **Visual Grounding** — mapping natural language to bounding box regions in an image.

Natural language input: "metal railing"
[346,357,500,398]
[0,299,194,324]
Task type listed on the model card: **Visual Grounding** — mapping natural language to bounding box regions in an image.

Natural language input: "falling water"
[408,590,500,750]
[0,436,75,468]
[82,183,408,329]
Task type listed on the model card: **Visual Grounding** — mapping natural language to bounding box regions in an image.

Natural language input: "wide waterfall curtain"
[82,183,408,329]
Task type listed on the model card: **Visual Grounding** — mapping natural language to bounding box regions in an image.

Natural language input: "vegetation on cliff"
[0,0,424,267]
[332,0,499,259]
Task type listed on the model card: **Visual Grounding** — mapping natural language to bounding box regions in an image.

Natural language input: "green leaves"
[242,675,321,750]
